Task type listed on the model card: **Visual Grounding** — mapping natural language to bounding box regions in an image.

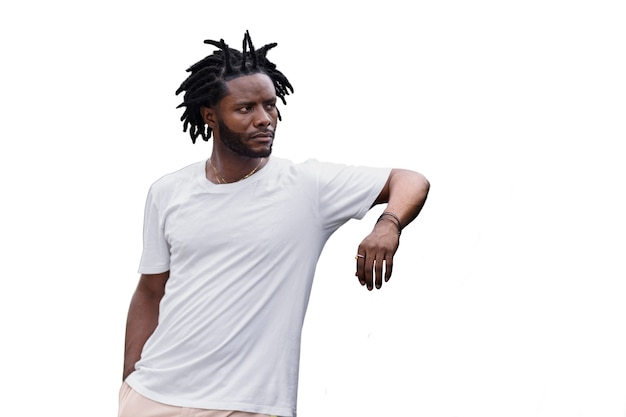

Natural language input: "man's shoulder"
[268,157,324,179]
[272,157,338,172]
[149,160,204,193]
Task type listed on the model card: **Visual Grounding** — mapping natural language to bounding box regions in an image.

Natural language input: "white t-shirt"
[126,157,390,417]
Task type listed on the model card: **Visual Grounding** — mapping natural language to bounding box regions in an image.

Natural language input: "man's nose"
[254,108,272,126]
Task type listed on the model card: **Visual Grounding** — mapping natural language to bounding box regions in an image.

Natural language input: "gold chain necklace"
[208,158,265,184]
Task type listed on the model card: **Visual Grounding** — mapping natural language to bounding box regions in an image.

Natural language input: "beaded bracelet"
[377,211,402,236]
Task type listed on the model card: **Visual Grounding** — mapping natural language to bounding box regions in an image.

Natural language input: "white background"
[1,1,625,416]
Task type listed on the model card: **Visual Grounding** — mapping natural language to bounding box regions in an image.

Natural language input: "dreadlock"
[176,31,294,144]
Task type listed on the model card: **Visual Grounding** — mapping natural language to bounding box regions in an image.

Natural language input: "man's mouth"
[251,131,274,139]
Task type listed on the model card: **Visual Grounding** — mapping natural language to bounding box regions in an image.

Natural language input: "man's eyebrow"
[230,100,255,107]
[231,98,276,106]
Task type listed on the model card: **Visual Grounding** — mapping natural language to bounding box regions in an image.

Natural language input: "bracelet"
[377,211,402,236]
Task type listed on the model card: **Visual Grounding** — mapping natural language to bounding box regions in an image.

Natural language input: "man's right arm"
[122,271,169,381]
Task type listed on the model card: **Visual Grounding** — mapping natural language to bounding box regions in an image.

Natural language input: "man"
[120,31,429,417]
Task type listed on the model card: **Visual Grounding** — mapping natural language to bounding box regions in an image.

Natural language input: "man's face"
[212,73,279,158]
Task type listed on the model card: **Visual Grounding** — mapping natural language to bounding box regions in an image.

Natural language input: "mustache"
[251,129,275,138]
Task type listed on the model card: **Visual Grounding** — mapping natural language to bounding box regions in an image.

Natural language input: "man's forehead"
[223,73,276,101]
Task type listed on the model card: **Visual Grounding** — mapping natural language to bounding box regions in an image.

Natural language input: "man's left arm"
[355,169,430,290]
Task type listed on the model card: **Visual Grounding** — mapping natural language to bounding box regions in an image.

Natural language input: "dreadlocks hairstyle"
[175,31,294,144]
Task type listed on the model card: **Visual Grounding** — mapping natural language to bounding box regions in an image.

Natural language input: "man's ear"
[200,106,217,129]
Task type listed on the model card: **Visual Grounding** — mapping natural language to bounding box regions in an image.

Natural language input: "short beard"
[217,119,273,158]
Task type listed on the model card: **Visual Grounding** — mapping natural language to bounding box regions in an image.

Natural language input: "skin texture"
[357,169,430,290]
[123,72,430,379]
[123,271,169,381]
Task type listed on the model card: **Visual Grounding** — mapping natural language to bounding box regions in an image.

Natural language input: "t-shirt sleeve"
[305,159,391,230]
[138,186,171,274]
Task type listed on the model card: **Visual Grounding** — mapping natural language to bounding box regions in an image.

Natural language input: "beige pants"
[118,382,278,417]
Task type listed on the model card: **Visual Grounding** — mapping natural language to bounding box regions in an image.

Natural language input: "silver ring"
[355,254,365,260]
